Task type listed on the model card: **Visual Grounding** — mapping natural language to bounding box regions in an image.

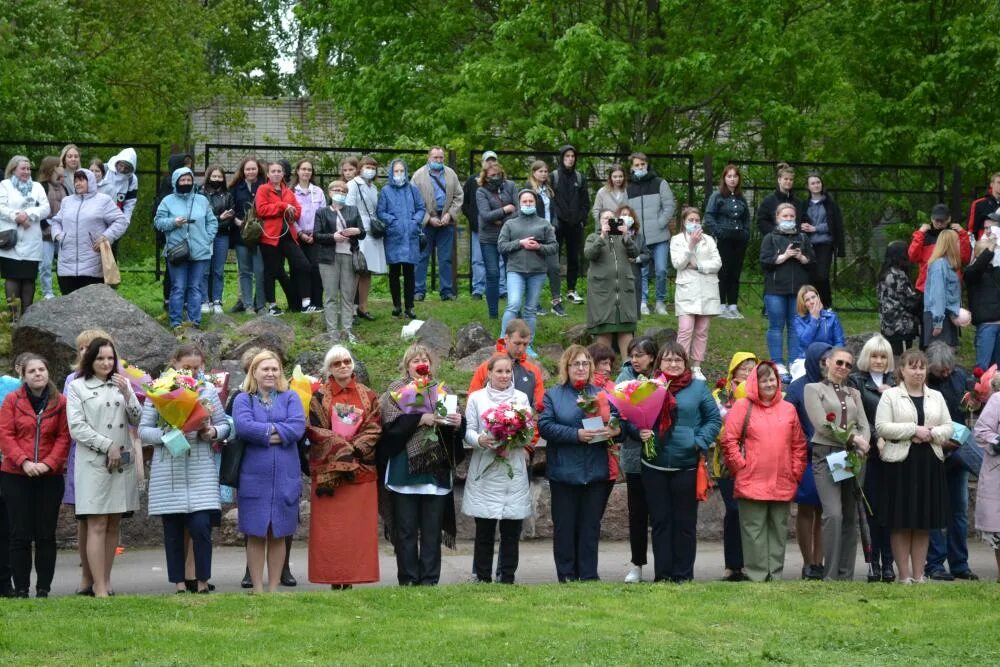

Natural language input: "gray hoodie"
[49,169,129,278]
[497,192,558,274]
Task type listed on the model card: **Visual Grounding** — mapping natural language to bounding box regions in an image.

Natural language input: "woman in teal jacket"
[638,340,721,582]
[154,167,218,329]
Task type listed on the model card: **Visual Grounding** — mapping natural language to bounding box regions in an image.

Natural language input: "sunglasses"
[329,359,353,368]
[832,359,853,369]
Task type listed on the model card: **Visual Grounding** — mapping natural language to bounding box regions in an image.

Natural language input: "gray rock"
[642,326,677,347]
[352,357,371,387]
[293,350,326,378]
[563,324,590,346]
[456,347,494,372]
[12,284,176,387]
[845,332,878,359]
[213,359,247,397]
[415,318,453,358]
[202,313,237,332]
[455,322,494,359]
[538,343,565,363]
[220,316,296,362]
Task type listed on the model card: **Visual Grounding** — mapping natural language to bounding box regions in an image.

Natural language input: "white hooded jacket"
[98,147,139,224]
[0,176,50,262]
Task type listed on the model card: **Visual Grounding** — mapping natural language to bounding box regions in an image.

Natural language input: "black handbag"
[166,239,190,264]
[0,229,17,250]
[369,217,386,239]
[352,247,368,273]
[218,437,246,488]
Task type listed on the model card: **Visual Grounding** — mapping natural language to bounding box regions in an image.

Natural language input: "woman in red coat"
[721,361,806,582]
[254,161,311,315]
[0,354,71,598]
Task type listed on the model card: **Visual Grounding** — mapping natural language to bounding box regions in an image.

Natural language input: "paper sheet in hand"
[443,394,458,415]
[826,450,855,482]
[581,416,608,443]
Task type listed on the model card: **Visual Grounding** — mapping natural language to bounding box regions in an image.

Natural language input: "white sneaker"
[566,290,584,304]
[624,565,642,583]
[43,293,55,300]
[718,306,733,319]
[731,305,745,319]
[692,367,706,381]
[655,301,668,315]
[200,302,211,314]
[640,302,650,316]
[302,298,311,309]
[213,301,223,315]
[775,363,788,377]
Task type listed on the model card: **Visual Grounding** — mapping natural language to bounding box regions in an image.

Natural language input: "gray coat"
[497,214,557,273]
[139,384,230,516]
[67,376,143,515]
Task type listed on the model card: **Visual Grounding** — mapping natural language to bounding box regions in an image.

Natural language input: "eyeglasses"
[833,359,853,369]
[329,359,353,368]
[661,357,685,365]
[569,361,591,369]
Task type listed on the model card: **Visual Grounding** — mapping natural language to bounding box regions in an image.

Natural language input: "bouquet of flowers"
[118,359,152,402]
[604,375,667,460]
[203,370,230,411]
[961,364,997,414]
[477,402,535,480]
[143,368,210,433]
[290,365,322,415]
[331,402,364,440]
[390,368,448,416]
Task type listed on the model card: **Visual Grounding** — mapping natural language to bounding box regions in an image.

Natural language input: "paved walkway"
[43,539,998,596]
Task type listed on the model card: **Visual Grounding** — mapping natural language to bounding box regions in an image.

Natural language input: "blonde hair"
[74,328,112,371]
[400,343,438,377]
[856,334,895,373]
[928,229,961,271]
[795,284,820,316]
[557,344,593,385]
[775,202,797,219]
[5,155,30,178]
[240,350,289,394]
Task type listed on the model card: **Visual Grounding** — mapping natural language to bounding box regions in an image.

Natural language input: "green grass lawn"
[1,582,998,665]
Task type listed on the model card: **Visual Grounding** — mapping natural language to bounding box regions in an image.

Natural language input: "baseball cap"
[481,150,498,163]
[930,204,950,221]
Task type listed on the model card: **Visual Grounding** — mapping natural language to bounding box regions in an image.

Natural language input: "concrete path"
[42,539,998,596]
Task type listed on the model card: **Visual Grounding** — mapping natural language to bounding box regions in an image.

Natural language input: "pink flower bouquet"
[604,376,667,459]
[477,402,535,479]
[143,369,210,433]
[331,402,364,440]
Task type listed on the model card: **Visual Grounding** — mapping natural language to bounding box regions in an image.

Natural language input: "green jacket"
[584,232,638,330]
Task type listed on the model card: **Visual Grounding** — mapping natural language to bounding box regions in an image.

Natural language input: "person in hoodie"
[626,151,676,316]
[155,167,218,329]
[255,161,309,316]
[497,189,558,345]
[0,156,51,317]
[785,341,831,579]
[98,147,139,226]
[552,145,591,305]
[199,166,235,315]
[721,361,806,582]
[48,169,128,294]
[376,159,425,320]
[154,153,193,309]
[712,351,758,581]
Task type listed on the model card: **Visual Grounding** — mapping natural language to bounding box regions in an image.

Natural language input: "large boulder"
[415,318,453,358]
[845,332,878,360]
[642,326,677,347]
[562,324,590,346]
[220,316,296,362]
[455,347,494,372]
[455,322,494,359]
[12,284,175,386]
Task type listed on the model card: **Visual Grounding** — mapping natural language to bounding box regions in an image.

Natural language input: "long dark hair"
[81,337,119,380]
[879,240,912,282]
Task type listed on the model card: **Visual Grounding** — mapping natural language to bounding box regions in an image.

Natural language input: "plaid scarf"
[306,378,381,493]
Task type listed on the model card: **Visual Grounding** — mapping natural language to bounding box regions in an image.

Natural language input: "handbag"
[219,437,245,488]
[166,239,190,264]
[241,205,263,246]
[418,230,428,252]
[0,228,16,250]
[99,237,121,286]
[695,452,713,502]
[352,247,368,273]
[369,217,386,239]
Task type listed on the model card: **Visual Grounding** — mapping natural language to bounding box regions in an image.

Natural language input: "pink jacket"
[721,362,807,501]
[974,392,1000,533]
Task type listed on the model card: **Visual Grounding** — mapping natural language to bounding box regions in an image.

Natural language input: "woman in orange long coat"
[306,345,382,588]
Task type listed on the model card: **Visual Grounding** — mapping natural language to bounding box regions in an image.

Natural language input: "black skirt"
[0,257,39,280]
[875,444,949,530]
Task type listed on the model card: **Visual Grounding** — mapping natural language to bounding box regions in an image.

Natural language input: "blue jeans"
[38,239,55,296]
[415,223,455,298]
[926,462,970,575]
[202,233,230,304]
[481,242,501,318]
[502,271,546,340]
[640,241,669,304]
[974,322,1000,371]
[168,259,209,327]
[764,293,799,366]
[470,230,486,296]
[235,243,264,310]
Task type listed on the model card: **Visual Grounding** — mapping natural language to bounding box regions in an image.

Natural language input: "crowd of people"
[2,149,1000,596]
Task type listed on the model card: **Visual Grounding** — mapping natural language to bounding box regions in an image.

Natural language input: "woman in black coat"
[802,172,845,309]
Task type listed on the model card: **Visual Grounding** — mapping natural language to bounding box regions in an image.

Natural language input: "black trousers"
[473,517,522,583]
[555,218,583,292]
[162,511,213,584]
[716,477,744,571]
[300,241,324,306]
[391,492,445,585]
[56,274,103,295]
[388,263,415,310]
[886,334,916,356]
[260,235,311,310]
[641,466,698,582]
[810,243,835,308]
[549,480,613,582]
[717,238,749,306]
[0,496,10,592]
[626,473,649,566]
[0,473,64,593]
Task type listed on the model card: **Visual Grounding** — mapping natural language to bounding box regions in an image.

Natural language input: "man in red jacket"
[908,203,971,292]
[967,173,1000,241]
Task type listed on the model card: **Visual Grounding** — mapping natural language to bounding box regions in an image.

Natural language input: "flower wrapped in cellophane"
[119,359,152,402]
[477,402,535,480]
[331,402,364,440]
[604,376,668,459]
[290,365,321,415]
[390,375,448,415]
[143,368,210,433]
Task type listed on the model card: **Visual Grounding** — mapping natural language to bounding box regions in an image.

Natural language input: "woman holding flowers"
[377,344,466,586]
[138,344,229,594]
[233,351,306,593]
[306,345,382,589]
[721,361,807,581]
[638,341,721,583]
[803,347,870,581]
[463,354,533,583]
[875,349,952,583]
[66,337,142,598]
[539,345,622,582]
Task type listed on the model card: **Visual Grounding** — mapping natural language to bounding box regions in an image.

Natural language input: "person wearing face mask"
[97,147,139,226]
[291,159,327,313]
[377,159,426,320]
[756,162,803,236]
[47,169,128,294]
[615,205,650,320]
[760,202,815,379]
[346,155,386,320]
[626,152,675,316]
[908,203,971,293]
[199,166,235,315]
[801,172,845,309]
[497,190,558,346]
[314,180,365,344]
[411,146,464,303]
[154,167,219,330]
[525,160,565,317]
[0,156,50,318]
[476,161,518,320]
[965,230,1000,371]
[705,164,751,319]
[585,209,640,356]
[552,145,591,306]
[670,207,722,381]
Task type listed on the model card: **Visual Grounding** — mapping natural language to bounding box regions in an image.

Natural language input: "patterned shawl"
[306,378,381,492]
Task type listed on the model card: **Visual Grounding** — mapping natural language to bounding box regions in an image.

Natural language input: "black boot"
[281,536,296,586]
[240,566,253,589]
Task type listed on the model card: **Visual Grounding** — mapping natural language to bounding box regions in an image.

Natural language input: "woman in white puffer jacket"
[462,353,533,583]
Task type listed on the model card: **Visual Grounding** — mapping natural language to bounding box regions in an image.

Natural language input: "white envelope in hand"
[826,450,855,482]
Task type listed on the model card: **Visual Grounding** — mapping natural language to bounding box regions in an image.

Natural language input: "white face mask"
[362,168,376,180]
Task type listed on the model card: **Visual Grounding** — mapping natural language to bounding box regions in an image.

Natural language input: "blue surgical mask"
[778,220,797,232]
[361,168,376,180]
[685,222,701,234]
[331,194,347,205]
[392,175,406,186]
[520,206,536,216]
[632,169,647,179]
[429,161,444,172]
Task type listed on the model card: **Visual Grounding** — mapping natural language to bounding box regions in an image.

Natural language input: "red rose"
[415,363,430,377]
[715,378,727,389]
[573,380,587,391]
[974,367,985,378]
[825,412,836,422]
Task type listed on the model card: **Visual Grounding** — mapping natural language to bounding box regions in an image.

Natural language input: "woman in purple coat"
[233,350,305,593]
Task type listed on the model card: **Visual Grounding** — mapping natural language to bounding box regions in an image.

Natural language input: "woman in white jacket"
[670,207,722,381]
[462,354,533,583]
[138,344,230,594]
[0,155,50,317]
